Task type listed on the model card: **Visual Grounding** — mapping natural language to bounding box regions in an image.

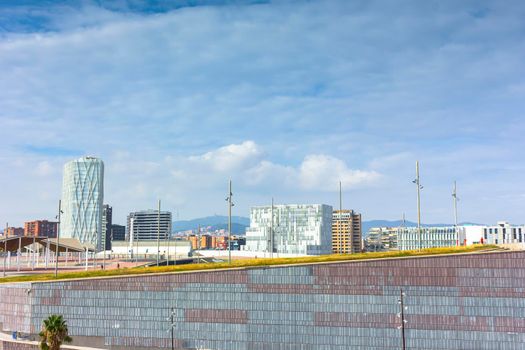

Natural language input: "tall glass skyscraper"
[60,156,104,250]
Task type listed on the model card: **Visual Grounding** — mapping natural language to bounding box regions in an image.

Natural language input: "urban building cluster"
[3,155,521,259]
[3,156,365,259]
[365,221,525,251]
[185,233,245,250]
[244,204,362,256]
[4,220,57,238]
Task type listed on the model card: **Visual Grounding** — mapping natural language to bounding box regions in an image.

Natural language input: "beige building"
[332,210,361,254]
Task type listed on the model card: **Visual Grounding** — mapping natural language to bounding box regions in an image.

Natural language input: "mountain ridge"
[173,216,484,235]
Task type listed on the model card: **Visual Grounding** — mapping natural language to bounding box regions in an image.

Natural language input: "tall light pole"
[55,200,62,277]
[270,197,274,258]
[3,222,7,277]
[225,180,233,264]
[452,181,459,228]
[197,225,201,263]
[168,307,176,350]
[413,161,423,250]
[157,199,161,267]
[452,181,460,246]
[166,210,170,265]
[398,289,407,350]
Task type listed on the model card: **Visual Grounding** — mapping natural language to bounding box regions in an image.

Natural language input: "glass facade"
[397,226,465,250]
[126,210,172,241]
[60,157,104,250]
[245,204,332,255]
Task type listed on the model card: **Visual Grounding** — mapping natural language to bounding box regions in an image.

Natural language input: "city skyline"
[1,1,525,226]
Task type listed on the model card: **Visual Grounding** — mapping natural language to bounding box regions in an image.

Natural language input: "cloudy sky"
[1,0,524,227]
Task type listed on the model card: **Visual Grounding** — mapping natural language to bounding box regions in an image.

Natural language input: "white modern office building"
[397,226,466,251]
[127,210,172,241]
[464,221,525,245]
[245,204,332,255]
[60,156,104,250]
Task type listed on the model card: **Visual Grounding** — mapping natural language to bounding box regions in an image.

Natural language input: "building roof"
[0,236,46,252]
[39,238,96,253]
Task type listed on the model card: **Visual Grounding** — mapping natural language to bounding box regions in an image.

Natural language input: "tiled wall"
[3,251,525,349]
[0,341,36,350]
[0,283,32,333]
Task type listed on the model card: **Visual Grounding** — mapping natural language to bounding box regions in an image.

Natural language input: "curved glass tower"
[60,156,104,250]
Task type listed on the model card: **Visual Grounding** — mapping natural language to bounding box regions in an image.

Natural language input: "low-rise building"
[5,227,24,237]
[397,226,465,250]
[365,227,398,252]
[24,220,58,237]
[466,221,525,245]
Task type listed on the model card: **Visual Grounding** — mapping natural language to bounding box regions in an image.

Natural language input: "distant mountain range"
[173,216,482,236]
[172,215,250,234]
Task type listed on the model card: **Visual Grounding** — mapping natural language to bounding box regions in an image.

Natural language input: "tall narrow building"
[102,205,112,250]
[60,156,104,250]
[332,210,361,254]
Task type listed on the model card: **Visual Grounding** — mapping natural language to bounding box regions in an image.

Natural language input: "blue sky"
[1,0,525,226]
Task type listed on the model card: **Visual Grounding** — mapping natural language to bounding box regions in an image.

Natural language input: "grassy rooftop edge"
[0,245,501,284]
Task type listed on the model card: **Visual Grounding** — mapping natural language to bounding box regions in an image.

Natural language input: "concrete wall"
[1,251,525,349]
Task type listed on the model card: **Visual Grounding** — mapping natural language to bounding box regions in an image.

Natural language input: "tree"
[39,314,73,350]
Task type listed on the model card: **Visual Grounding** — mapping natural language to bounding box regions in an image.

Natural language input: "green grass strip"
[0,245,500,284]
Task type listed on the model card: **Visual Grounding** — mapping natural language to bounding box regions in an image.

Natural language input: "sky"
[1,0,525,227]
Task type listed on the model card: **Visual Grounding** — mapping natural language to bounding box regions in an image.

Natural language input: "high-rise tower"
[60,156,104,250]
[332,210,361,254]
[102,204,112,250]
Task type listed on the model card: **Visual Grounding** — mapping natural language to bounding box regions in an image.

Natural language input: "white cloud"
[187,142,381,191]
[298,155,381,191]
[189,140,262,172]
[0,1,524,225]
[243,160,295,187]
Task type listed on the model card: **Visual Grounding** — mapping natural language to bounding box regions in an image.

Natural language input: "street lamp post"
[398,289,407,350]
[167,307,176,350]
[225,180,234,264]
[412,161,423,250]
[55,200,62,277]
[452,181,460,245]
[3,222,7,277]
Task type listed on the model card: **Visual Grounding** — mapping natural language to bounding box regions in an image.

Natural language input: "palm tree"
[39,314,73,350]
